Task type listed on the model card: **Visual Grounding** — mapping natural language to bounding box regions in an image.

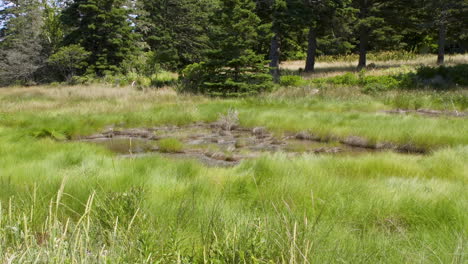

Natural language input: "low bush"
[151,72,178,88]
[136,76,152,88]
[279,75,305,87]
[313,72,400,93]
[401,64,468,90]
[70,74,97,85]
[312,64,468,93]
[361,75,401,93]
[180,62,207,94]
[99,71,177,88]
[181,61,272,97]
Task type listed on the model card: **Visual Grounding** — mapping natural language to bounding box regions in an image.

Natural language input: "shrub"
[400,64,468,90]
[418,64,468,86]
[157,138,184,153]
[137,76,152,88]
[70,74,96,85]
[452,95,468,110]
[181,59,272,97]
[329,73,360,86]
[180,62,207,94]
[361,75,401,93]
[121,51,161,76]
[313,72,400,93]
[151,72,178,88]
[313,65,468,93]
[280,75,305,87]
[48,45,90,82]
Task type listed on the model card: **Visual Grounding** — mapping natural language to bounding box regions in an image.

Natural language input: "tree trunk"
[357,27,369,71]
[437,22,446,65]
[305,26,317,73]
[269,31,280,83]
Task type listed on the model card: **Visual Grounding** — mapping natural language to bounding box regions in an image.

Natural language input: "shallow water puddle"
[84,137,158,154]
[76,122,381,167]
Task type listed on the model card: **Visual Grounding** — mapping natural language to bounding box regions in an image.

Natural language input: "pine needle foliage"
[182,0,272,97]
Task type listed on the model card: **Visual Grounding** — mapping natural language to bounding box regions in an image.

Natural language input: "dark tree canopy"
[0,0,467,89]
[135,0,216,70]
[182,0,272,96]
[0,0,44,85]
[61,0,138,75]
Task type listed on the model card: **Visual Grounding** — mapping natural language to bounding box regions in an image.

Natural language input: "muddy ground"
[76,121,425,167]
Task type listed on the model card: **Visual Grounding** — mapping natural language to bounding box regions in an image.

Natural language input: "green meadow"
[0,59,467,263]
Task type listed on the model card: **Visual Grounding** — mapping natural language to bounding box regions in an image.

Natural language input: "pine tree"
[0,0,44,85]
[301,0,350,72]
[267,0,287,83]
[61,0,138,75]
[351,0,380,70]
[182,0,272,96]
[419,0,468,64]
[135,0,216,70]
[350,0,406,70]
[256,0,303,82]
[41,1,65,56]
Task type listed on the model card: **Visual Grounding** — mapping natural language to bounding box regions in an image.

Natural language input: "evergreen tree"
[419,0,468,64]
[0,0,44,85]
[301,0,350,72]
[135,0,216,70]
[182,0,272,96]
[350,0,403,70]
[268,0,286,82]
[61,0,138,75]
[41,0,65,56]
[48,44,90,81]
[256,0,302,82]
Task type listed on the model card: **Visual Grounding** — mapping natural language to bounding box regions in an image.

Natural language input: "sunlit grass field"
[0,56,467,263]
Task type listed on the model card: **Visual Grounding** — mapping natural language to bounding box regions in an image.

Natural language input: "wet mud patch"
[76,122,420,167]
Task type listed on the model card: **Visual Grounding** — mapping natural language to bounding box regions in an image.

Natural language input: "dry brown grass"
[0,84,177,99]
[281,53,468,79]
[0,85,186,114]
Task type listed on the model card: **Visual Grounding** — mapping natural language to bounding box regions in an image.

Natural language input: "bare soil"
[76,122,422,167]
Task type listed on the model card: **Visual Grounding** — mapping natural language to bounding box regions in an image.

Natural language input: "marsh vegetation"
[1,54,467,263]
[1,0,467,261]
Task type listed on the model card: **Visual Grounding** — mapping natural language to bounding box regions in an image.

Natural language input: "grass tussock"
[157,138,184,153]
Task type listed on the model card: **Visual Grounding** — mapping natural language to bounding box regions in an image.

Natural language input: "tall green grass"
[310,64,468,93]
[0,84,466,263]
[0,129,466,262]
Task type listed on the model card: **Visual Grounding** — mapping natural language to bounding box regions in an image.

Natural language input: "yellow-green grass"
[1,85,466,150]
[157,138,184,153]
[0,80,467,262]
[0,132,466,262]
